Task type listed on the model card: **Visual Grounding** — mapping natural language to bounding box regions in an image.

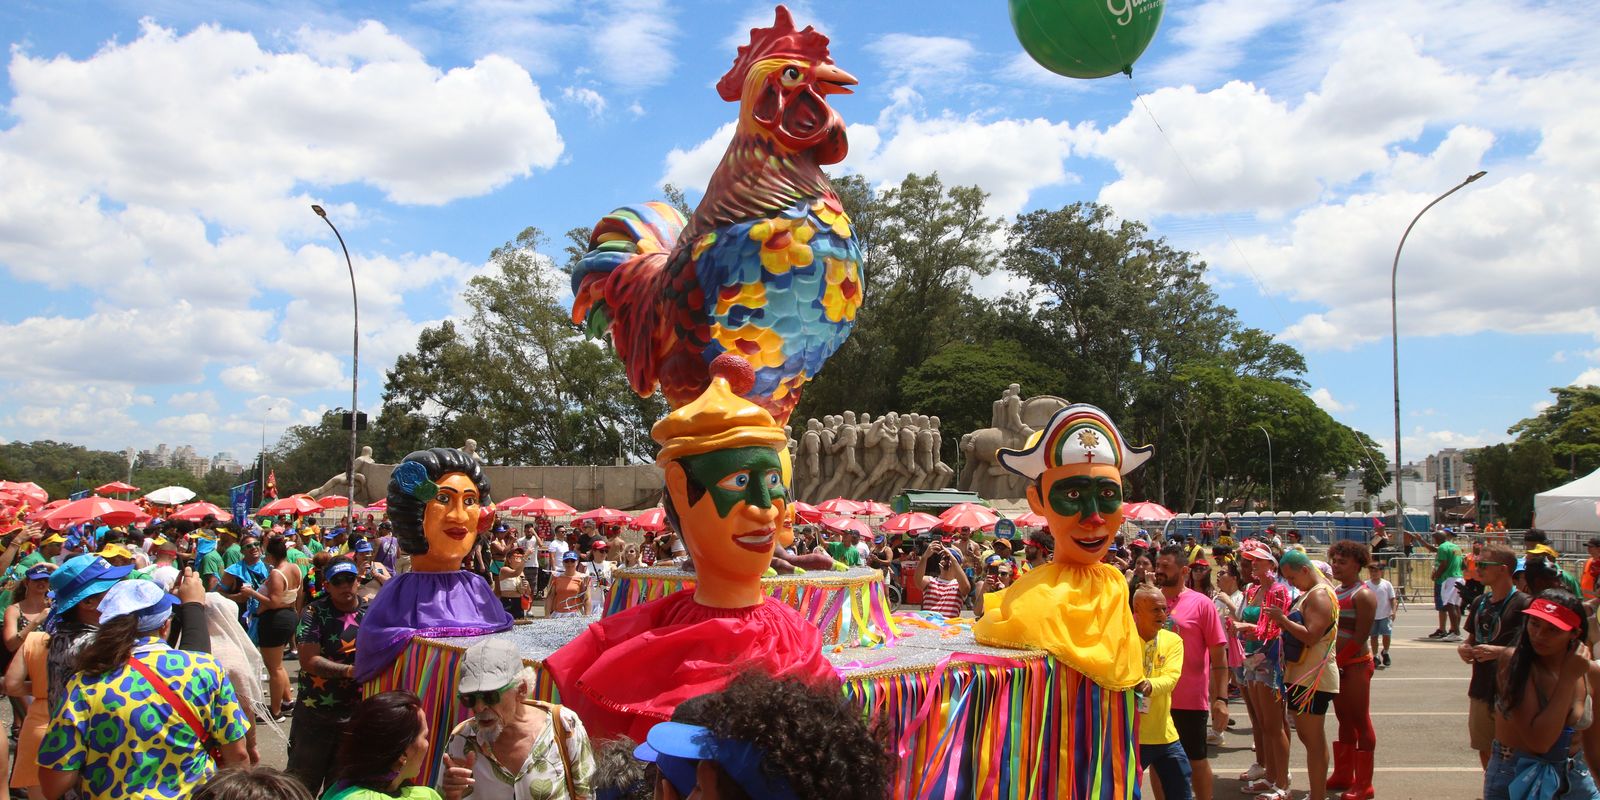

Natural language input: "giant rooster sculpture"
[570,5,862,425]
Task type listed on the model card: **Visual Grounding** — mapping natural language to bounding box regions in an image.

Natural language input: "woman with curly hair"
[636,670,891,800]
[354,448,513,682]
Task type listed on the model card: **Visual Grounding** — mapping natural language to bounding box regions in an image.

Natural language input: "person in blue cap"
[37,579,250,798]
[43,554,133,719]
[633,671,890,800]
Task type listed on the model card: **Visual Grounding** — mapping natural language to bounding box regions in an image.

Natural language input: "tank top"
[1334,582,1370,665]
[1283,583,1340,693]
[922,577,963,619]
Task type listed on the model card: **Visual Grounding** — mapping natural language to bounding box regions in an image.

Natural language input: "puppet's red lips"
[734,528,775,553]
[444,527,470,540]
[1074,536,1108,550]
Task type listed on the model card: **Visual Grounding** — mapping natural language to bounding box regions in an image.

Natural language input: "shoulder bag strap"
[126,655,216,754]
[533,701,580,799]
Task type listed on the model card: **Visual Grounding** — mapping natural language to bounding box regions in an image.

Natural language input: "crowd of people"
[0,508,876,800]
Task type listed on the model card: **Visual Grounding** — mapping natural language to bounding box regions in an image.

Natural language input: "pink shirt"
[1168,587,1227,710]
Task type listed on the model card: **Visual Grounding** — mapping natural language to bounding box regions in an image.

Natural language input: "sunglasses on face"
[244,543,261,550]
[327,574,357,587]
[458,684,512,708]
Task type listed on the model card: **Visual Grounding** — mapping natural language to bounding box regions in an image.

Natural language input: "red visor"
[1524,599,1583,632]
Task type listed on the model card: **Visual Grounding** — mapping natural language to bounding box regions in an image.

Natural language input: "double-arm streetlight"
[312,205,359,533]
[1391,171,1486,527]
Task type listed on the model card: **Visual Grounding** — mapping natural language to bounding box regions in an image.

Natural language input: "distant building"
[1423,448,1475,497]
[211,452,241,475]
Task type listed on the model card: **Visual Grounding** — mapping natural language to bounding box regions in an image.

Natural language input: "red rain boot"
[1326,741,1354,791]
[1340,747,1375,799]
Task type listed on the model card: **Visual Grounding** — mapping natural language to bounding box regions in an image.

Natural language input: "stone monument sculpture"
[786,410,955,503]
[960,387,1069,500]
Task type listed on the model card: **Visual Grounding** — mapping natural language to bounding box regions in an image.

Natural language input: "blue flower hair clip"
[393,461,438,502]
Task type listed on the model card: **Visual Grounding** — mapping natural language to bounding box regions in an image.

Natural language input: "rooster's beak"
[813,64,857,95]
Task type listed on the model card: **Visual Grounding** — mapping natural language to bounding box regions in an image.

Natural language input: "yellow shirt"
[1138,629,1184,745]
[973,562,1143,689]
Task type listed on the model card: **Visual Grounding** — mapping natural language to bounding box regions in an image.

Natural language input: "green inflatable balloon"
[1009,0,1166,80]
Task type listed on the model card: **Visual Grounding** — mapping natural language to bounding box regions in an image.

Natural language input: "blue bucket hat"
[635,722,797,800]
[48,555,133,619]
[97,579,179,632]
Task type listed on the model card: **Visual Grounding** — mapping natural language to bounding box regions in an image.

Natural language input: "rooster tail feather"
[569,201,690,397]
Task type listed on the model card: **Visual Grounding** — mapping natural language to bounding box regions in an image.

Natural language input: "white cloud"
[562,86,607,116]
[1145,0,1308,87]
[1063,15,1600,350]
[1309,387,1351,413]
[866,34,976,88]
[1533,400,1555,413]
[1577,368,1600,388]
[169,391,221,413]
[584,0,678,90]
[660,121,736,193]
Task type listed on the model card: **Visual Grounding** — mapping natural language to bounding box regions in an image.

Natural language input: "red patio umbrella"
[791,501,824,524]
[1123,501,1175,521]
[38,496,143,528]
[171,502,232,523]
[258,494,323,517]
[94,481,140,496]
[572,506,630,525]
[0,482,47,507]
[1013,511,1048,528]
[815,497,863,515]
[316,495,351,509]
[939,503,1000,531]
[519,497,578,516]
[820,516,872,538]
[855,500,892,517]
[366,498,388,511]
[881,511,942,534]
[629,508,667,532]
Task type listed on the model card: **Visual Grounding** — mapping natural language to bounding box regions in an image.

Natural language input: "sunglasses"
[327,574,357,586]
[244,543,262,550]
[458,683,512,708]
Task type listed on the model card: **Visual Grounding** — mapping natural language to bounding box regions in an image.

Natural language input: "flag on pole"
[265,471,278,500]
[231,481,256,523]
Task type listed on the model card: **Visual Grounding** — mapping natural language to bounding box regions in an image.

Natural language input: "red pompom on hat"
[709,353,755,396]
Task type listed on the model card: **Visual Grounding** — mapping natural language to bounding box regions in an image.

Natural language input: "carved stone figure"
[783,410,956,502]
[961,390,1069,500]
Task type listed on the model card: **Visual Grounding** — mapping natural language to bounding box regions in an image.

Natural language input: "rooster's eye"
[782,66,801,82]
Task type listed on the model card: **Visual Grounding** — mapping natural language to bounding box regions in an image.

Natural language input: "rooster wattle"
[570,5,862,425]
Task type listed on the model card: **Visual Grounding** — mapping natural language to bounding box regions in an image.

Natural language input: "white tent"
[1535,467,1600,534]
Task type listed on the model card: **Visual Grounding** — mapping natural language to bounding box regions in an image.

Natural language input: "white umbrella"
[145,486,197,505]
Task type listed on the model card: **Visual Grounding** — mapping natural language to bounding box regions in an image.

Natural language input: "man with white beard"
[441,638,598,799]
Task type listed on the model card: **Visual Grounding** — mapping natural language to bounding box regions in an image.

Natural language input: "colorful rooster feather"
[570,5,863,425]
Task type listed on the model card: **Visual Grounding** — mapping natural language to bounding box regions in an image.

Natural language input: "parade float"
[362,6,1157,798]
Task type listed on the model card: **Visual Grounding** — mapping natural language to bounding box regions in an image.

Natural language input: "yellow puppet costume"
[973,403,1152,691]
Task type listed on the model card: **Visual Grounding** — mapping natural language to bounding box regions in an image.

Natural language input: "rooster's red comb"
[716,5,833,102]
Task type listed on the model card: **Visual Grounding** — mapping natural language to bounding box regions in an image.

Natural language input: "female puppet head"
[655,355,790,608]
[387,447,493,573]
[997,404,1152,567]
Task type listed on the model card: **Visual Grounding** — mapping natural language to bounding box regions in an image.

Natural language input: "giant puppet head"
[655,355,793,608]
[386,447,495,573]
[998,404,1152,567]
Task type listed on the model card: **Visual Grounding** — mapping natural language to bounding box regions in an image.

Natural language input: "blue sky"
[0,0,1596,467]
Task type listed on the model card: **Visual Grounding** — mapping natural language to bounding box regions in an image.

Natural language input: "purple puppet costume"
[354,447,513,682]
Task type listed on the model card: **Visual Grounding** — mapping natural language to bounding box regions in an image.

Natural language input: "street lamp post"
[1257,424,1274,510]
[1391,171,1486,534]
[312,205,359,533]
[258,405,275,510]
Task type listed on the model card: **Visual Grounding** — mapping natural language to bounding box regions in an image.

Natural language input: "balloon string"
[1123,73,1293,330]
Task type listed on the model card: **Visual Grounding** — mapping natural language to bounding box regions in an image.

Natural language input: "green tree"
[1471,441,1565,527]
[1510,386,1600,479]
[381,226,666,466]
[898,341,1058,461]
[796,173,1001,419]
